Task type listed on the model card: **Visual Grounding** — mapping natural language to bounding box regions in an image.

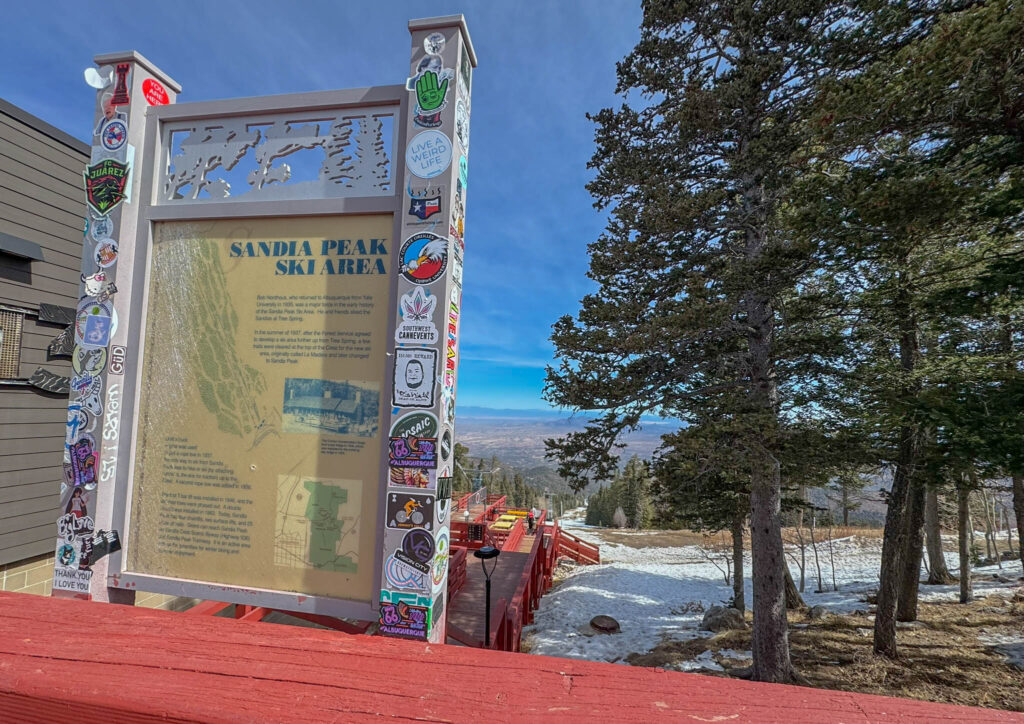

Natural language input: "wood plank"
[0,175,85,221]
[0,480,59,505]
[0,525,53,554]
[0,154,82,207]
[0,115,88,171]
[0,592,1017,723]
[0,141,84,190]
[0,423,66,441]
[0,509,58,536]
[0,188,86,244]
[0,463,63,484]
[0,392,71,410]
[0,272,78,308]
[0,495,57,521]
[0,537,53,568]
[0,451,64,475]
[0,437,64,456]
[0,198,86,246]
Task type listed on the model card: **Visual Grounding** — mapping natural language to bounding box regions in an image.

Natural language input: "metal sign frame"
[104,86,408,621]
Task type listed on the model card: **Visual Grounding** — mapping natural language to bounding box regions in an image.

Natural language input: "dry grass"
[597,526,884,550]
[625,592,1024,712]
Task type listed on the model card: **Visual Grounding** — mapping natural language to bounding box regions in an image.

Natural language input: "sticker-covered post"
[53,52,179,602]
[378,16,476,644]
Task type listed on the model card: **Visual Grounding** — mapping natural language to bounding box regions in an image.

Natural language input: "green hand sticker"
[416,71,449,112]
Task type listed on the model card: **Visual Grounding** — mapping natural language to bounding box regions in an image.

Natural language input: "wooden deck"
[447,550,529,644]
[1,592,1021,722]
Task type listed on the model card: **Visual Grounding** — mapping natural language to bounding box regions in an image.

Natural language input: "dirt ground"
[626,591,1024,712]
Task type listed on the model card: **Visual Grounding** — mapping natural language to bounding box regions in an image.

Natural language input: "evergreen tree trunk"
[958,480,973,603]
[873,271,921,658]
[749,458,792,682]
[731,510,745,613]
[924,487,954,584]
[896,476,926,621]
[1012,476,1024,568]
[783,562,805,609]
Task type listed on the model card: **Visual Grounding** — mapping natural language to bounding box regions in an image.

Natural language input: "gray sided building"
[0,97,88,576]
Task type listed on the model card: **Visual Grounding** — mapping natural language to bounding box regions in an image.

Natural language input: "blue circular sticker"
[101,119,127,152]
[405,130,452,179]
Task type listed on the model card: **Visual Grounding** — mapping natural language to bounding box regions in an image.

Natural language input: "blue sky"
[3,0,643,410]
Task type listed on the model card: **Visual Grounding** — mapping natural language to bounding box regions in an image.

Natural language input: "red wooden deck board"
[447,550,529,644]
[0,592,1020,723]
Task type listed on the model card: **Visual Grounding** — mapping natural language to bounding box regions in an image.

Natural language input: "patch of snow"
[675,649,723,672]
[526,526,1023,666]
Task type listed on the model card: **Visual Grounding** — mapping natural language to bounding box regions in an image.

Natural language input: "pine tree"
[545,0,854,682]
[800,0,1024,656]
[621,456,653,528]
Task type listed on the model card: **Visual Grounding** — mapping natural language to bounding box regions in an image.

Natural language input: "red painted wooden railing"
[553,527,600,564]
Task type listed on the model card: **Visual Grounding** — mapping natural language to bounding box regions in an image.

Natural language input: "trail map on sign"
[275,475,360,573]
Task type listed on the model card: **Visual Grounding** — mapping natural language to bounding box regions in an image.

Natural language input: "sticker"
[389,411,438,440]
[440,430,452,462]
[64,438,97,489]
[389,466,436,490]
[57,543,76,567]
[64,486,91,519]
[386,492,435,530]
[94,239,119,268]
[444,287,461,394]
[455,98,469,153]
[385,554,431,592]
[72,374,103,416]
[53,540,92,594]
[57,511,94,544]
[380,589,431,608]
[399,232,448,285]
[423,31,446,55]
[389,435,437,469]
[90,213,113,241]
[142,78,169,106]
[458,44,472,97]
[84,158,130,215]
[432,528,450,587]
[395,287,439,345]
[392,348,437,408]
[436,475,452,524]
[378,600,429,640]
[402,527,436,568]
[414,69,452,128]
[65,404,91,447]
[75,300,113,349]
[405,130,452,179]
[81,270,113,297]
[100,118,127,152]
[86,529,121,564]
[73,346,107,377]
[451,239,463,285]
[458,155,468,190]
[84,66,112,90]
[409,194,442,221]
[109,345,127,375]
[110,63,131,106]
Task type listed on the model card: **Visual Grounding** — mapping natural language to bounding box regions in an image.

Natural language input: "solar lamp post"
[473,545,500,647]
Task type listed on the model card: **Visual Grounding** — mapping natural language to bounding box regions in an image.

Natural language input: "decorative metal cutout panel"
[159,108,395,204]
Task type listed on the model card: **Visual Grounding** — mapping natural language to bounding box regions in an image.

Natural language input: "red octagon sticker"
[142,78,169,106]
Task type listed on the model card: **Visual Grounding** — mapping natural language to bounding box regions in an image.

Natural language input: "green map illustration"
[276,475,360,573]
[148,227,273,446]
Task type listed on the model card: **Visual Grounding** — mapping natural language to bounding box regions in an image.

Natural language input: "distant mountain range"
[454,406,681,485]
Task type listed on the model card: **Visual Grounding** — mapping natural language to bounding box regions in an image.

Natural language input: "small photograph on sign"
[281,378,380,436]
